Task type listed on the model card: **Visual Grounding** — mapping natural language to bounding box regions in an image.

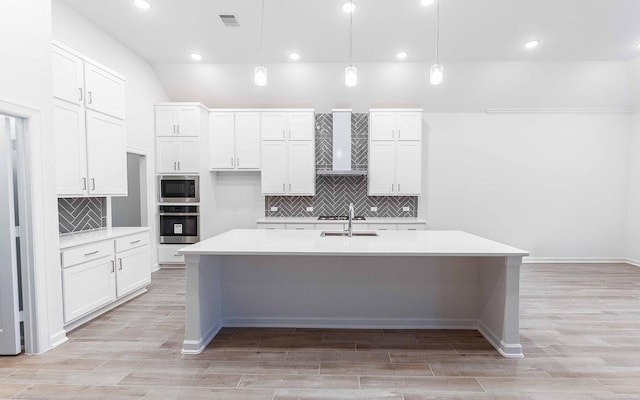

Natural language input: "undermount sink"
[320,231,379,237]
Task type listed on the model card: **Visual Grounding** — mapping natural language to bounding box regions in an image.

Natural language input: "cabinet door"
[86,110,127,195]
[261,112,288,140]
[62,257,116,323]
[115,246,150,298]
[235,112,261,169]
[287,141,315,195]
[177,138,200,173]
[209,112,235,169]
[53,99,87,196]
[84,62,125,119]
[261,141,287,194]
[288,112,315,141]
[52,45,84,105]
[368,141,395,195]
[396,141,422,195]
[155,108,176,136]
[156,138,178,173]
[396,112,422,141]
[175,107,200,136]
[369,112,396,141]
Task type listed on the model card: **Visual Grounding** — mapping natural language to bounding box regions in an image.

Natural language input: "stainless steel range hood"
[316,109,367,176]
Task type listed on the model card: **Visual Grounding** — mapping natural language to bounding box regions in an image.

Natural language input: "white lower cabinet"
[158,244,186,264]
[61,232,151,325]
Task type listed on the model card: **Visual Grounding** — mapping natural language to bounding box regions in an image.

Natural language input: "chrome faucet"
[347,203,355,237]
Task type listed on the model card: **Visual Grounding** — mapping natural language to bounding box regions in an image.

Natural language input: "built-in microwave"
[158,175,199,203]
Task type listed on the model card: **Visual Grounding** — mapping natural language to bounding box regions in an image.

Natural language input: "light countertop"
[256,217,426,224]
[59,227,150,250]
[180,229,528,257]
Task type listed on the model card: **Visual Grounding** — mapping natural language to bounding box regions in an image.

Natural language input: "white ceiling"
[60,0,640,64]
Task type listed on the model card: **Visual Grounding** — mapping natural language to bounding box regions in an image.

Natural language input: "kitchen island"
[179,229,529,358]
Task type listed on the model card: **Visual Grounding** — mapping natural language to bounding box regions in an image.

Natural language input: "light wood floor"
[2,264,640,399]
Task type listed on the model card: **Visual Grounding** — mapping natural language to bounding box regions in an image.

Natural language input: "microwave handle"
[159,213,200,216]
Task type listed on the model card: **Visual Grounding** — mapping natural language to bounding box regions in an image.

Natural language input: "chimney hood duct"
[316,109,367,176]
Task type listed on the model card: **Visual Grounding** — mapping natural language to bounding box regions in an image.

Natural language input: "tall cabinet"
[53,42,127,197]
[368,109,422,196]
[260,110,315,195]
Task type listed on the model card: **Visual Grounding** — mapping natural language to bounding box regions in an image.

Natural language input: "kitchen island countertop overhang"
[179,229,529,358]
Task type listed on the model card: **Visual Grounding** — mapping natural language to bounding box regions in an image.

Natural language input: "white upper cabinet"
[261,141,288,194]
[156,137,199,174]
[209,111,260,170]
[52,43,127,197]
[261,111,314,141]
[368,109,422,196]
[156,105,201,137]
[84,62,125,120]
[287,141,315,194]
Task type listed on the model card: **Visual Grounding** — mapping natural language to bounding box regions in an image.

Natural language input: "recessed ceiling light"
[190,53,202,61]
[289,52,301,61]
[420,0,435,6]
[524,40,540,49]
[342,2,356,13]
[396,51,408,60]
[133,0,151,10]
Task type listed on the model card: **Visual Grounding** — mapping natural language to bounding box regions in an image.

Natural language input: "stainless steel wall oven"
[159,205,199,244]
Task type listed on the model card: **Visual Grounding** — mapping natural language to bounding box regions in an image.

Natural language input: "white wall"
[0,0,64,351]
[628,113,640,264]
[423,113,630,259]
[154,62,630,112]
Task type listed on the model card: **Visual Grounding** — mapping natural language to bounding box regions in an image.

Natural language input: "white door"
[177,138,200,173]
[396,141,422,195]
[396,112,422,141]
[86,110,127,195]
[156,138,178,173]
[261,141,287,194]
[115,246,151,298]
[235,112,261,169]
[175,107,200,136]
[288,112,314,141]
[210,112,235,169]
[288,141,315,195]
[155,108,176,136]
[52,45,84,105]
[368,141,396,195]
[261,112,287,140]
[53,99,87,196]
[0,116,21,355]
[369,112,396,141]
[84,63,125,119]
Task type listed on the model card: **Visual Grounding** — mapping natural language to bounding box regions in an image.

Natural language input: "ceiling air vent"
[219,15,239,27]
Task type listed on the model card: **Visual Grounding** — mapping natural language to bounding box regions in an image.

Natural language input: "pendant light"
[255,0,267,86]
[344,0,357,87]
[429,0,443,85]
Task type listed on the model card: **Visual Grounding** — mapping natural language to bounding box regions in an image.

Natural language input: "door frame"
[0,98,56,354]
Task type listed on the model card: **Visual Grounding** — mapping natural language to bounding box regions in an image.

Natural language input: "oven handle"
[159,213,200,216]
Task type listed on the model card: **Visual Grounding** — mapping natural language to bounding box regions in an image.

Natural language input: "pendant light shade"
[429,64,443,85]
[345,66,358,87]
[254,65,268,86]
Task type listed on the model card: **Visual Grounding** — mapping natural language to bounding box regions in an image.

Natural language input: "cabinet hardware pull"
[82,178,87,190]
[173,124,176,135]
[236,157,239,166]
[391,184,394,192]
[289,129,292,139]
[88,91,93,104]
[130,239,141,244]
[398,129,401,139]
[119,258,123,270]
[289,183,292,191]
[78,88,83,101]
[282,183,285,192]
[174,162,177,170]
[177,124,180,134]
[398,184,401,192]
[111,260,115,273]
[174,253,180,257]
[392,129,395,139]
[177,161,181,170]
[231,157,234,166]
[84,250,99,256]
[282,129,285,139]
[91,178,96,190]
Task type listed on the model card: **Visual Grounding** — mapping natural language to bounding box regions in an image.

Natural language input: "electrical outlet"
[270,206,278,212]
[402,206,410,212]
[370,207,378,212]
[306,207,313,212]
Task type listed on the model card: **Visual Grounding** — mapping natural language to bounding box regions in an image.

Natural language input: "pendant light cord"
[260,0,265,63]
[435,0,440,63]
[349,0,353,67]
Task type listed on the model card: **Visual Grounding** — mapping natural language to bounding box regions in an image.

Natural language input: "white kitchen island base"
[180,230,528,358]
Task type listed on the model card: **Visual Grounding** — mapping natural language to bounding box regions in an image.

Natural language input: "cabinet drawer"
[369,223,397,231]
[61,240,114,268]
[115,232,149,253]
[158,244,185,264]
[258,223,286,230]
[321,223,346,231]
[286,224,315,230]
[397,223,426,231]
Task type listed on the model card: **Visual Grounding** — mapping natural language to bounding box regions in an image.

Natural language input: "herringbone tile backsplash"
[58,197,107,234]
[266,113,418,217]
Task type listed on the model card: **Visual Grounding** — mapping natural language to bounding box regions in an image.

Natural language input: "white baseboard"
[181,320,223,355]
[48,330,69,351]
[151,263,160,273]
[64,287,147,332]
[222,317,478,330]
[626,258,640,267]
[524,257,630,264]
[477,321,523,359]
